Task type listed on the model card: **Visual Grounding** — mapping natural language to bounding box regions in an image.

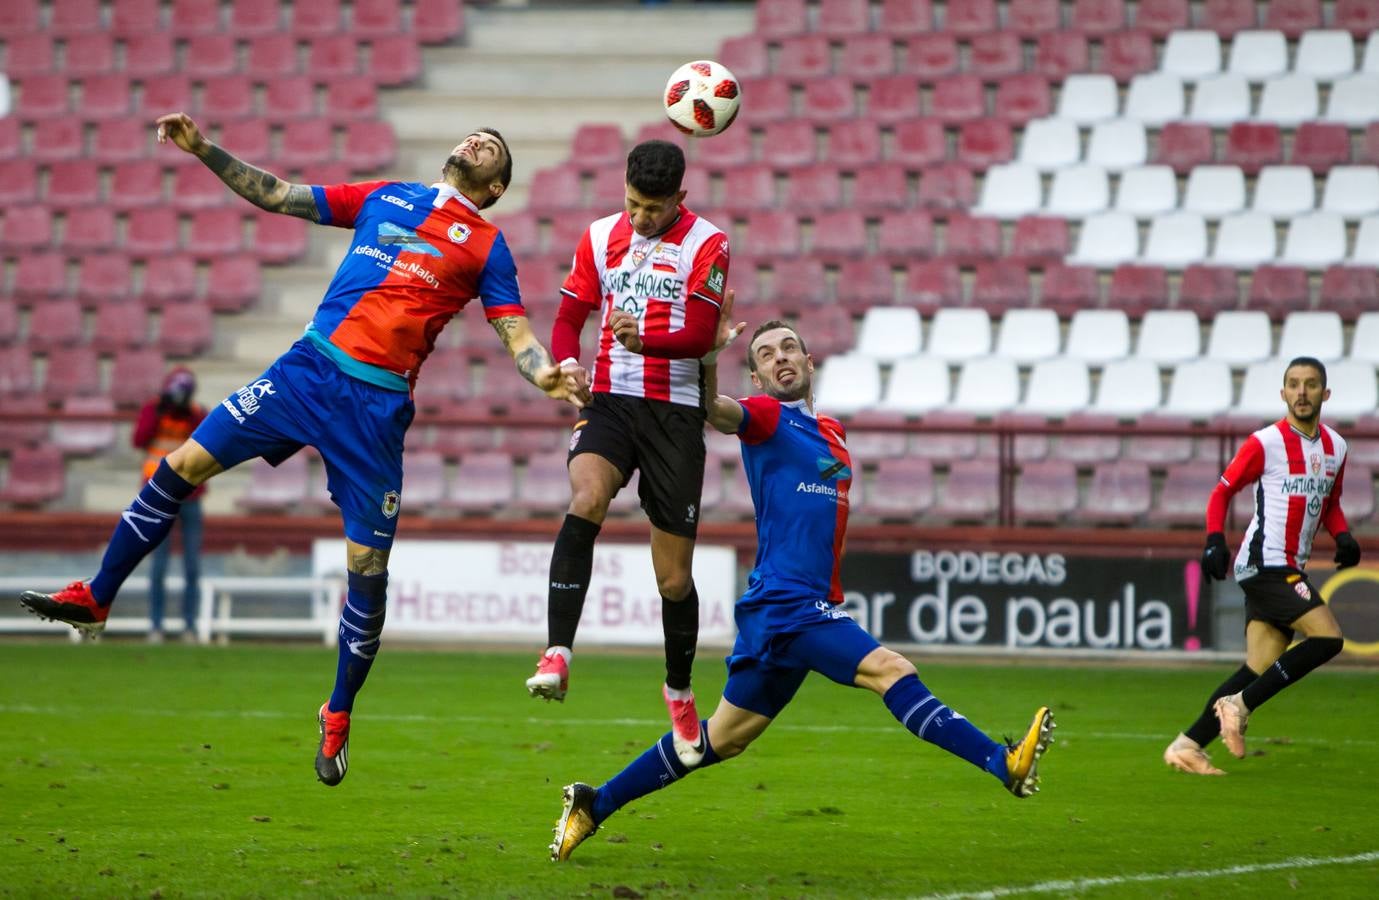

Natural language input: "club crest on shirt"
[447,222,471,244]
[1310,453,1321,475]
[381,490,401,518]
[1293,579,1312,600]
[630,244,650,267]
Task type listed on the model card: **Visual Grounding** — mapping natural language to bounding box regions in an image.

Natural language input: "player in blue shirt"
[550,294,1054,861]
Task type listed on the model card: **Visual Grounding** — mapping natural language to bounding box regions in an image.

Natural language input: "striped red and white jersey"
[1217,420,1349,577]
[560,206,729,406]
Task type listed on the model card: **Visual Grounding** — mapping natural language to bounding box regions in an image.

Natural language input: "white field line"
[1,704,1377,746]
[913,851,1379,899]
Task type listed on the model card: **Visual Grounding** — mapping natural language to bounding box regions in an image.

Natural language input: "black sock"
[662,583,699,690]
[1184,664,1257,747]
[1241,637,1345,711]
[547,514,600,648]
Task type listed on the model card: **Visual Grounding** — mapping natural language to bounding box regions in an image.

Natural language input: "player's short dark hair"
[476,126,512,204]
[1284,356,1327,388]
[626,140,685,198]
[747,320,808,372]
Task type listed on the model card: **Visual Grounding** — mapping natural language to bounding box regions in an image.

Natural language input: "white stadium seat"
[1020,358,1091,417]
[1234,359,1287,418]
[1115,165,1177,216]
[1294,30,1355,82]
[1320,166,1379,219]
[1323,359,1379,420]
[1352,216,1379,265]
[1182,165,1246,217]
[855,306,922,361]
[1163,360,1234,417]
[813,354,881,415]
[975,163,1042,218]
[1142,212,1208,266]
[1092,358,1163,417]
[1124,73,1185,125]
[1135,310,1201,365]
[1278,311,1344,363]
[876,355,951,416]
[1069,211,1139,266]
[1086,120,1147,172]
[1324,74,1379,125]
[1350,313,1379,363]
[994,308,1060,364]
[1228,30,1288,81]
[1161,31,1222,80]
[1279,212,1347,267]
[1256,74,1319,125]
[1056,74,1119,124]
[1206,311,1273,366]
[1211,213,1277,267]
[926,308,992,362]
[1017,118,1081,170]
[1365,32,1379,74]
[1065,309,1131,364]
[1252,165,1315,218]
[1045,164,1110,217]
[1187,74,1251,126]
[950,357,1020,415]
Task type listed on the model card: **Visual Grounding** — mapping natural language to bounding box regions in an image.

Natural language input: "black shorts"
[1241,568,1326,640]
[567,391,706,538]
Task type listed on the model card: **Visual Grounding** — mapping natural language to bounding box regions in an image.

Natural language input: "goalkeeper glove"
[1202,532,1230,581]
[1334,531,1361,569]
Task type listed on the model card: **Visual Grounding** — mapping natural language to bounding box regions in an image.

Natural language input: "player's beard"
[764,372,810,404]
[1291,400,1320,425]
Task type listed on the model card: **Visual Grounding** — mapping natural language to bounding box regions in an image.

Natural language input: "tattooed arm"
[491,315,591,408]
[155,112,320,221]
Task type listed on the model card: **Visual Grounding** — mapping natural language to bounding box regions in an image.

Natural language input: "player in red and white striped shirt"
[1165,357,1361,775]
[526,141,729,766]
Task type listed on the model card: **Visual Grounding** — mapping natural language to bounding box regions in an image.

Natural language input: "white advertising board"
[311,539,738,646]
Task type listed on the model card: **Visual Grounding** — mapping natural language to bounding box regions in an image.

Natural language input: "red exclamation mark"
[1183,559,1202,651]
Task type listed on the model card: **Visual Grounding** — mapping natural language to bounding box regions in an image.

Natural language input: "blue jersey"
[734,396,853,632]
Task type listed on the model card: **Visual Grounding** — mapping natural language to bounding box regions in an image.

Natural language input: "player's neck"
[1285,414,1321,438]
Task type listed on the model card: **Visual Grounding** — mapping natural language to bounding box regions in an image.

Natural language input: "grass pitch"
[1,643,1376,898]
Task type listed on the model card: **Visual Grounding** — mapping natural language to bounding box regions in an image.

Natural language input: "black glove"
[1202,532,1230,581]
[1334,531,1361,569]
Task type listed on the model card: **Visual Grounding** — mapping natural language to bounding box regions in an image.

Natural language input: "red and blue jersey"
[735,395,852,626]
[308,181,525,390]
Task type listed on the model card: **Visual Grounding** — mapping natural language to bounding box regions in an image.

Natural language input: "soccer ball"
[663,60,741,137]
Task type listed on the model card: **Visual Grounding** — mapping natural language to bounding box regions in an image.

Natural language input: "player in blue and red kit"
[549,296,1054,860]
[19,112,588,787]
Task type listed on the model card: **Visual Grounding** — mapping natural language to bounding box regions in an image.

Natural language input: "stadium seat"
[352,0,404,37]
[970,32,1023,80]
[1322,360,1379,420]
[183,34,238,79]
[0,5,42,41]
[1151,122,1215,173]
[0,119,19,162]
[929,75,984,125]
[876,209,935,260]
[1,205,54,252]
[14,74,69,120]
[90,299,150,351]
[878,0,933,35]
[957,120,1013,169]
[1135,310,1201,365]
[950,357,1019,415]
[325,78,378,120]
[742,211,801,257]
[969,260,1032,314]
[1056,74,1119,124]
[0,345,37,398]
[1086,120,1148,171]
[236,453,311,513]
[1321,265,1379,321]
[1204,309,1273,365]
[1017,118,1081,171]
[1039,263,1101,314]
[1150,461,1222,526]
[307,35,360,79]
[828,120,883,169]
[926,308,992,361]
[51,0,103,35]
[65,33,118,78]
[769,256,829,308]
[11,252,67,302]
[1188,74,1251,126]
[42,345,101,402]
[1163,359,1234,416]
[946,0,998,36]
[1178,265,1240,318]
[855,307,922,362]
[262,77,316,122]
[0,446,66,507]
[1295,30,1356,81]
[915,164,976,212]
[1091,358,1162,416]
[1099,30,1157,84]
[1278,311,1344,362]
[1320,166,1379,218]
[1082,461,1152,524]
[1161,30,1222,80]
[158,303,213,356]
[1222,29,1286,81]
[1138,0,1191,38]
[865,457,935,520]
[228,0,283,36]
[814,354,882,415]
[1069,211,1139,267]
[1251,165,1315,218]
[1012,459,1079,523]
[138,75,195,120]
[30,119,84,164]
[1201,0,1260,36]
[278,120,334,169]
[1234,359,1290,417]
[1353,217,1379,265]
[1364,124,1379,165]
[1335,0,1379,37]
[943,214,1001,262]
[777,35,832,80]
[754,0,808,39]
[1035,32,1090,81]
[170,0,222,36]
[1106,264,1168,318]
[569,124,625,171]
[1211,213,1277,267]
[798,305,858,358]
[1010,216,1070,262]
[1264,0,1322,39]
[206,78,264,125]
[761,120,817,168]
[122,32,175,78]
[876,356,950,417]
[1114,165,1178,216]
[341,120,398,175]
[931,459,999,522]
[1278,212,1347,267]
[974,164,1042,219]
[994,74,1054,126]
[1065,309,1131,363]
[1257,74,1320,125]
[1071,0,1127,35]
[904,260,962,313]
[75,253,133,305]
[413,0,465,44]
[994,308,1060,363]
[26,298,83,352]
[1289,121,1351,173]
[810,209,868,259]
[51,395,116,457]
[720,166,776,212]
[866,76,922,125]
[108,161,164,211]
[889,117,943,167]
[1046,165,1110,218]
[1021,359,1091,417]
[1246,264,1310,319]
[252,213,309,264]
[0,299,16,345]
[836,258,898,308]
[719,35,770,81]
[1124,73,1185,125]
[61,206,118,253]
[170,164,231,211]
[243,35,298,80]
[138,255,198,309]
[1350,313,1379,362]
[1223,122,1283,173]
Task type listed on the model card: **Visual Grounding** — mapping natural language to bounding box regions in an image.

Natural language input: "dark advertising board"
[838,550,1212,652]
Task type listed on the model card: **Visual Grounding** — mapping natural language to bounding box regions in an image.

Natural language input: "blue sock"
[592,722,721,825]
[89,460,196,606]
[328,571,388,713]
[883,674,1008,783]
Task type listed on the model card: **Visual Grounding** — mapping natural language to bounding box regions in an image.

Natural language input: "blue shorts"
[722,612,881,720]
[192,340,415,549]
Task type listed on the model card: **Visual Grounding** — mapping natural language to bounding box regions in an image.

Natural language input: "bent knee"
[657,574,694,601]
[567,487,611,522]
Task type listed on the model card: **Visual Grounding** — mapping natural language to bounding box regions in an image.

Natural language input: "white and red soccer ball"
[663,60,741,137]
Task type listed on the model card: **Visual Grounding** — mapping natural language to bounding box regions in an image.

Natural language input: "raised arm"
[491,314,591,408]
[155,113,319,221]
[702,289,747,435]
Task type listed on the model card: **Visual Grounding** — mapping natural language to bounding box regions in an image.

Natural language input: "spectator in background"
[133,366,207,643]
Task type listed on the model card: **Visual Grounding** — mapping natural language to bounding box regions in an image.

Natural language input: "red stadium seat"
[170,0,222,36]
[0,346,37,398]
[74,76,132,122]
[1320,266,1379,322]
[5,35,55,78]
[852,162,910,211]
[201,76,256,122]
[158,303,213,356]
[1290,122,1351,173]
[93,119,151,163]
[76,253,133,305]
[1007,0,1060,36]
[586,167,626,210]
[1107,264,1168,319]
[1071,0,1128,36]
[0,119,19,161]
[262,77,317,121]
[61,206,117,252]
[915,164,975,212]
[946,0,998,36]
[826,120,882,167]
[719,35,770,82]
[957,120,1014,169]
[109,161,165,211]
[1014,460,1079,524]
[0,299,17,345]
[1149,461,1222,526]
[440,453,516,513]
[692,121,752,168]
[930,75,985,125]
[526,167,582,212]
[839,34,895,79]
[1099,30,1156,84]
[90,299,150,351]
[50,0,102,35]
[818,0,871,36]
[26,298,84,352]
[755,0,808,39]
[371,35,422,87]
[1223,123,1283,174]
[879,0,933,35]
[866,76,922,124]
[1198,0,1258,37]
[352,0,403,37]
[43,345,102,402]
[742,211,801,257]
[971,260,1033,315]
[777,35,832,80]
[0,395,48,453]
[278,119,334,169]
[2,207,53,252]
[784,165,841,210]
[492,212,539,257]
[800,77,857,122]
[1040,263,1102,315]
[877,209,936,260]
[932,459,999,522]
[206,257,262,312]
[251,213,308,264]
[139,75,194,118]
[125,208,181,257]
[245,35,299,80]
[1137,0,1191,37]
[413,0,465,44]
[944,214,1002,263]
[720,165,777,212]
[1177,265,1240,318]
[0,446,66,507]
[0,160,39,206]
[140,256,198,308]
[237,454,311,513]
[1264,0,1322,39]
[1152,122,1215,174]
[229,0,285,36]
[172,165,230,211]
[217,120,272,166]
[570,124,625,171]
[186,208,245,258]
[1034,33,1090,81]
[15,74,70,120]
[1082,461,1151,524]
[1011,216,1070,262]
[1333,0,1379,37]
[904,260,962,314]
[970,33,1023,80]
[12,252,68,302]
[1362,124,1379,167]
[798,303,857,358]
[904,34,959,81]
[1246,265,1310,320]
[768,257,829,308]
[761,120,817,168]
[184,35,238,78]
[837,257,899,307]
[31,119,85,163]
[342,120,398,174]
[122,32,175,78]
[109,348,167,407]
[0,0,40,36]
[809,209,867,259]
[411,348,473,412]
[326,78,378,120]
[307,35,360,80]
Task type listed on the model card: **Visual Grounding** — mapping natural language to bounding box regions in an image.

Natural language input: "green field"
[1,643,1376,898]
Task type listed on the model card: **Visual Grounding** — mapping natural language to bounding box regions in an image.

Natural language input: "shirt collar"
[432,182,479,214]
[781,398,816,419]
